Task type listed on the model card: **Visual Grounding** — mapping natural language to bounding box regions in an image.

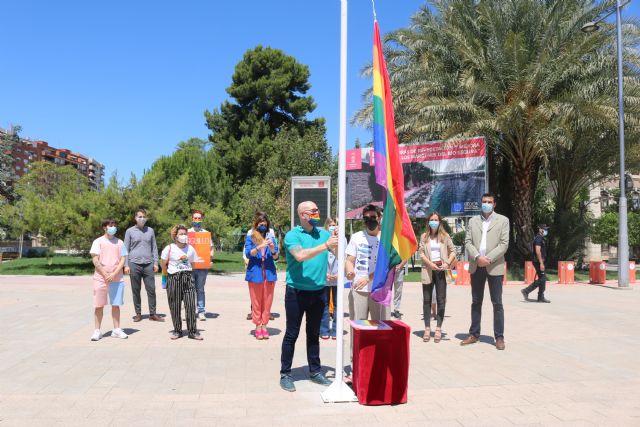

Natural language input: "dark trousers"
[129,262,156,315]
[167,271,198,336]
[280,287,324,376]
[422,270,447,328]
[469,267,504,339]
[524,262,547,299]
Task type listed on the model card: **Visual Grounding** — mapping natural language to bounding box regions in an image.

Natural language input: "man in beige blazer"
[461,193,510,350]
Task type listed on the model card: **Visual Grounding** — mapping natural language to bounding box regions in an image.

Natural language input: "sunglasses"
[304,208,320,214]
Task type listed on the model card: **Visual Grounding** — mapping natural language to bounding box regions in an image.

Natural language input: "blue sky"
[1,1,638,181]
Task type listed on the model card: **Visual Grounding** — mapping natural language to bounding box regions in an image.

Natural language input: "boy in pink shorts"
[90,219,129,341]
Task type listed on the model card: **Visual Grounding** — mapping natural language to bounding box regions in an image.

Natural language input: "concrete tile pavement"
[0,273,639,426]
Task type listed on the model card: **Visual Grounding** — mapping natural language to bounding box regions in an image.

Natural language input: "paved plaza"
[0,274,639,426]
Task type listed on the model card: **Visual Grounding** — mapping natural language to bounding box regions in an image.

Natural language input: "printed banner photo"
[346,137,487,218]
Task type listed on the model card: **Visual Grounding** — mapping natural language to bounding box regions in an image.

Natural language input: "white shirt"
[346,231,380,293]
[161,243,198,274]
[479,213,494,256]
[429,237,441,262]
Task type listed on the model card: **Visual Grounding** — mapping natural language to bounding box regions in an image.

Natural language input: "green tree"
[205,46,324,188]
[354,0,640,259]
[0,125,20,200]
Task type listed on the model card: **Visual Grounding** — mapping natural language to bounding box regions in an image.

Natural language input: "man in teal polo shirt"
[279,201,338,392]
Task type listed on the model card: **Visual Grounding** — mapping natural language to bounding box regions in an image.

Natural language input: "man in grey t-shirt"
[124,209,164,322]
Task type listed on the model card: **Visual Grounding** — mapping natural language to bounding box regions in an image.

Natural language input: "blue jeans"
[191,269,208,314]
[320,286,337,337]
[280,287,324,376]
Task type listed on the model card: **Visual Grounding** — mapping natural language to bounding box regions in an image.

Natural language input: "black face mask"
[364,217,378,231]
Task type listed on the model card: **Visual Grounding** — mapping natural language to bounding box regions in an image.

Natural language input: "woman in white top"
[160,225,202,340]
[419,212,456,343]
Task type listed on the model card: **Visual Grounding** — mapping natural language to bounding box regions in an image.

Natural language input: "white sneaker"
[90,330,102,341]
[198,312,206,321]
[111,328,128,339]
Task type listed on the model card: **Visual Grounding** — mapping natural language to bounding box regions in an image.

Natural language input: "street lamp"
[582,0,631,287]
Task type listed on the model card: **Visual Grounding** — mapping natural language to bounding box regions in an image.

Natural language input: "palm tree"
[354,0,640,258]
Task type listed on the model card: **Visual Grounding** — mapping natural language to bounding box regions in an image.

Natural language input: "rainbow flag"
[370,20,417,305]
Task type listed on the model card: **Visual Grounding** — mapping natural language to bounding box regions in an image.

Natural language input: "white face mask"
[136,217,147,226]
[177,235,188,244]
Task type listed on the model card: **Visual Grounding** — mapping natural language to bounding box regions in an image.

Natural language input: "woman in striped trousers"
[160,225,203,340]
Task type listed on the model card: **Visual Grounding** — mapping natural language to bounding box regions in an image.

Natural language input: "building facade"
[2,129,104,190]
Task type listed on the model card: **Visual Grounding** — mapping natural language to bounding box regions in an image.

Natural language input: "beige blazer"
[464,212,510,276]
[419,233,456,284]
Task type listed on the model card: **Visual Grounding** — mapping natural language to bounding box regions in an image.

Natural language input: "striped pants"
[166,270,198,336]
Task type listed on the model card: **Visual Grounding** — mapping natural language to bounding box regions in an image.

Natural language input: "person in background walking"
[419,212,456,343]
[124,209,163,322]
[279,201,338,392]
[90,219,129,341]
[160,225,203,340]
[188,210,214,321]
[522,224,551,303]
[461,193,510,350]
[244,212,278,340]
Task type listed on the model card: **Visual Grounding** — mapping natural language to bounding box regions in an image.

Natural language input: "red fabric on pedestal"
[351,320,410,405]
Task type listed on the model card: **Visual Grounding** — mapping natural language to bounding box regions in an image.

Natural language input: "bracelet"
[324,242,329,250]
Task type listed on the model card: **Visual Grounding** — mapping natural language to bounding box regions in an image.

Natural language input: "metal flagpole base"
[321,379,358,403]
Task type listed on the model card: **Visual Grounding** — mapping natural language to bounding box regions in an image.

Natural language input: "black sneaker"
[537,297,551,303]
[280,375,296,392]
[310,372,332,386]
[521,289,529,300]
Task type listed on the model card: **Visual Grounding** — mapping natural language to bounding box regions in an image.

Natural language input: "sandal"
[423,329,431,342]
[434,329,442,343]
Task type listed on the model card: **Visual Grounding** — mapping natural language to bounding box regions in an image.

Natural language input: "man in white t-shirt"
[345,204,390,322]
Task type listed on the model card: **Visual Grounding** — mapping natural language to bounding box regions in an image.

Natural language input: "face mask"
[543,230,548,237]
[328,226,336,233]
[106,226,117,236]
[192,221,202,228]
[429,220,439,230]
[177,235,188,244]
[364,217,378,231]
[257,225,268,234]
[308,213,321,227]
[481,203,494,214]
[136,217,146,226]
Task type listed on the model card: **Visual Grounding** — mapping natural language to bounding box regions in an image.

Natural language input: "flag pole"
[321,0,357,403]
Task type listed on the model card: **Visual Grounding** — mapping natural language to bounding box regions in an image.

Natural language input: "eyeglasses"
[304,208,320,214]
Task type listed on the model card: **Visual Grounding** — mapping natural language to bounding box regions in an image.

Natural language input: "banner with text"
[346,137,486,218]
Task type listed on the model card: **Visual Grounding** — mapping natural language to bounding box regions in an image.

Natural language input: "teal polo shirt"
[284,226,330,291]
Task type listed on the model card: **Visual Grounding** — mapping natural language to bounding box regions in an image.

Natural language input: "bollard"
[455,261,471,286]
[589,261,607,284]
[557,261,575,284]
[524,261,536,285]
[630,261,637,284]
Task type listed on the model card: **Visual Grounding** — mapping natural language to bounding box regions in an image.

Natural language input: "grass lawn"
[0,251,253,276]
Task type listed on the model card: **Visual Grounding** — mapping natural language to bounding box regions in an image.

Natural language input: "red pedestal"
[351,320,410,405]
[629,261,637,284]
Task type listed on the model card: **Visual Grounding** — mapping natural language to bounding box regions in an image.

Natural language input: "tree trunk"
[512,162,536,260]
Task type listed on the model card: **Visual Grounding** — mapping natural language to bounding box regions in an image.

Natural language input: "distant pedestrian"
[160,225,202,340]
[188,210,214,321]
[90,219,129,341]
[460,193,510,350]
[522,224,551,303]
[244,212,278,340]
[124,209,164,323]
[279,201,338,392]
[419,212,456,343]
